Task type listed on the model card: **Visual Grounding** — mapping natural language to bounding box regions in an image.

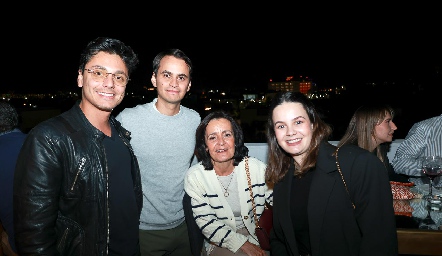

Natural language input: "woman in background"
[337,104,409,182]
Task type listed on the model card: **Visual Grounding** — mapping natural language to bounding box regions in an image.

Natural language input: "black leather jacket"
[13,102,143,255]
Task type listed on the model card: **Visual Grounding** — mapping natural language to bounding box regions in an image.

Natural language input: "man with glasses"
[13,37,142,255]
[116,49,200,256]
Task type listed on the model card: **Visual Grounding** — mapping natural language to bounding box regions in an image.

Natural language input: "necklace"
[216,171,235,197]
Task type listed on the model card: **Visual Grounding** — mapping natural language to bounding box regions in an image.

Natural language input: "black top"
[290,168,313,255]
[105,124,139,256]
[270,142,398,255]
[379,144,409,183]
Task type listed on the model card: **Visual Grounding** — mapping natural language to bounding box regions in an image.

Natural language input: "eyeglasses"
[85,68,129,87]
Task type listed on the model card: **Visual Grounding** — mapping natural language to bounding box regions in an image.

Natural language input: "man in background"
[392,114,442,186]
[0,101,26,256]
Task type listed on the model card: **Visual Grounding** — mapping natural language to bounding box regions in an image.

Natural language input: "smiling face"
[77,51,127,113]
[373,112,397,146]
[272,102,313,164]
[151,55,191,106]
[205,118,235,165]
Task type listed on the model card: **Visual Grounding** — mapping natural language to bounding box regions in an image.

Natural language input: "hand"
[239,241,267,256]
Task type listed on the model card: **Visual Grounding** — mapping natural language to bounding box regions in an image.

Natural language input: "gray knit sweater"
[116,98,201,230]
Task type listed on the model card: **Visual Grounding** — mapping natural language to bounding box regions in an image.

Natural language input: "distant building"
[267,75,312,94]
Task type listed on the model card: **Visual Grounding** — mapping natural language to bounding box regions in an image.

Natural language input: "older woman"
[184,110,272,256]
[266,92,397,256]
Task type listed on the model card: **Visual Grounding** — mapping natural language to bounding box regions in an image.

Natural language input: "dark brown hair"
[195,110,248,170]
[265,92,332,184]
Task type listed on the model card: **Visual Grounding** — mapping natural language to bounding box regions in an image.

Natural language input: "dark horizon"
[3,17,442,95]
[2,62,440,95]
[3,11,441,142]
[4,79,440,143]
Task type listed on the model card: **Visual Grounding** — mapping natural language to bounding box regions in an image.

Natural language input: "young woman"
[337,104,409,182]
[266,91,397,256]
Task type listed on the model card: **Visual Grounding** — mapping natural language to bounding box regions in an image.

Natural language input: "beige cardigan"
[184,157,273,253]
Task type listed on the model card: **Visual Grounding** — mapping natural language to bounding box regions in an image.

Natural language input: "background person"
[0,101,26,256]
[13,37,142,255]
[337,104,409,182]
[392,114,442,187]
[116,48,201,256]
[266,91,397,256]
[184,110,272,256]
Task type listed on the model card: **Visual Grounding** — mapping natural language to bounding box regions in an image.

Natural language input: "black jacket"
[270,142,398,256]
[183,192,204,256]
[13,102,143,255]
[379,143,409,183]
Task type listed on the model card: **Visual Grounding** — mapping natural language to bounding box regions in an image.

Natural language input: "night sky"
[2,12,441,94]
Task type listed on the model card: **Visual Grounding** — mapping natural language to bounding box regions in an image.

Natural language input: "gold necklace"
[216,171,235,197]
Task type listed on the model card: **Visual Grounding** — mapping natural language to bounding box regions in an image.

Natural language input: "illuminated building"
[267,75,312,94]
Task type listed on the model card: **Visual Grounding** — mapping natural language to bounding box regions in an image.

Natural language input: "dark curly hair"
[0,101,19,133]
[78,37,139,77]
[195,111,248,170]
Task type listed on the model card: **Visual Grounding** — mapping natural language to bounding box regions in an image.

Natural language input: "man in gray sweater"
[116,48,200,256]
